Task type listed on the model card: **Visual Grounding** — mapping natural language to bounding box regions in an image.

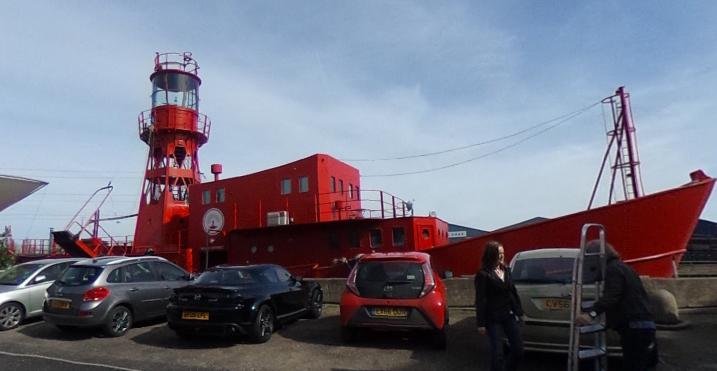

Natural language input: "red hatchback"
[339,252,448,349]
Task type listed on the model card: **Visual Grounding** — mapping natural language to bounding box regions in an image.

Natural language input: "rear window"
[56,266,103,286]
[512,256,600,284]
[355,261,424,299]
[195,268,260,286]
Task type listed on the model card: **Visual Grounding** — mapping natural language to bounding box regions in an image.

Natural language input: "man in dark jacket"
[576,240,658,371]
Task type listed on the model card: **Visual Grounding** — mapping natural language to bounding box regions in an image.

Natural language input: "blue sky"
[1,1,716,240]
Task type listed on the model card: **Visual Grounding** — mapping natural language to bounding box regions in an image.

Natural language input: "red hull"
[426,173,715,278]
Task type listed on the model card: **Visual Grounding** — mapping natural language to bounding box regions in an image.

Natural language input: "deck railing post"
[380,191,385,219]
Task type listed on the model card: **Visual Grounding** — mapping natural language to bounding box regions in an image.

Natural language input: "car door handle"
[129,287,139,292]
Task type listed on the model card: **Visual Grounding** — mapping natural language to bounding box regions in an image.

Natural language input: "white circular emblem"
[202,208,224,236]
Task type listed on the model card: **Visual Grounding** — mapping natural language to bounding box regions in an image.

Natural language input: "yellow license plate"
[544,298,571,311]
[50,300,70,309]
[182,311,209,320]
[372,307,408,318]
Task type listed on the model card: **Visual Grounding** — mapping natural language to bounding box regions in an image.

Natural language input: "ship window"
[330,177,336,193]
[202,190,211,205]
[370,229,382,249]
[299,176,309,193]
[216,188,225,203]
[349,230,360,248]
[393,227,405,247]
[355,186,360,200]
[281,178,292,195]
[339,180,344,194]
[329,231,339,249]
[422,228,430,240]
[349,184,354,199]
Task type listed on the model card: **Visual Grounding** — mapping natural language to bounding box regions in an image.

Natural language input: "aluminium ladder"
[567,223,609,371]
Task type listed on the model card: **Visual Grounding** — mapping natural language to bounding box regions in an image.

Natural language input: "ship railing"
[315,189,412,222]
[19,239,66,257]
[138,109,211,139]
[153,52,199,75]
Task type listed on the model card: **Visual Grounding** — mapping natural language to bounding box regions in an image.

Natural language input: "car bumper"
[522,320,622,356]
[42,300,111,327]
[166,304,253,335]
[340,291,446,330]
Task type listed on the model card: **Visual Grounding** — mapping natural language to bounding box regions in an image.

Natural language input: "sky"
[1,1,716,241]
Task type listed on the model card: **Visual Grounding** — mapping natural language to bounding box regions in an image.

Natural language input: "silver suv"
[43,256,191,337]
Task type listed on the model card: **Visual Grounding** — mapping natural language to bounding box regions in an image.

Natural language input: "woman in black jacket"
[475,240,524,371]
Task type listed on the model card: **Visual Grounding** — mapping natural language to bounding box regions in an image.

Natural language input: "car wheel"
[432,327,447,350]
[340,326,358,343]
[103,306,133,337]
[250,305,274,343]
[0,302,24,331]
[306,289,323,319]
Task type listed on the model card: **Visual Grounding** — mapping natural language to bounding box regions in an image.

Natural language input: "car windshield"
[355,261,425,299]
[194,268,259,286]
[0,264,42,285]
[512,255,600,284]
[56,266,103,286]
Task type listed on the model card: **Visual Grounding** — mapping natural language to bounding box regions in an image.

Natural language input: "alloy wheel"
[0,304,22,330]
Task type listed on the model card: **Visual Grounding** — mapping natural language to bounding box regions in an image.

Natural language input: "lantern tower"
[133,52,211,270]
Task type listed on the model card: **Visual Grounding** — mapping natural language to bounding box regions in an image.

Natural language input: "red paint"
[427,174,715,278]
[133,52,210,272]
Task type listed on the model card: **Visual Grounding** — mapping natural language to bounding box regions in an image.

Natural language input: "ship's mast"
[588,86,644,209]
[133,52,211,270]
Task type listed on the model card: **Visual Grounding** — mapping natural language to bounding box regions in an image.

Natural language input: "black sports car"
[166,264,323,343]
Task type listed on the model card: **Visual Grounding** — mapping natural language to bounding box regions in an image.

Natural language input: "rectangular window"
[281,178,292,195]
[339,180,344,194]
[370,229,382,249]
[299,176,309,193]
[349,184,354,199]
[202,190,211,205]
[216,188,225,203]
[392,227,405,247]
[349,230,360,248]
[330,176,336,193]
[355,186,360,200]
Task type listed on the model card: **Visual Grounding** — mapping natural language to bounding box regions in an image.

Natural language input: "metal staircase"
[567,223,608,371]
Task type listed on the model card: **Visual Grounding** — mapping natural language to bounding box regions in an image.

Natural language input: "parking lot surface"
[1,305,716,370]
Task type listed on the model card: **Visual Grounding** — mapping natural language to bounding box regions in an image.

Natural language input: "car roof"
[359,252,430,262]
[211,264,278,270]
[513,248,579,260]
[70,255,169,267]
[16,257,83,266]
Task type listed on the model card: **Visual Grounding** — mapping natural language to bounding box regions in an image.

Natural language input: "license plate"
[544,298,571,311]
[50,299,70,310]
[182,311,209,320]
[371,307,408,318]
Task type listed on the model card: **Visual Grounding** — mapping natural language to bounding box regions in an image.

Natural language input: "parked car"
[43,256,192,337]
[0,258,82,330]
[166,264,323,343]
[509,248,621,355]
[339,252,448,349]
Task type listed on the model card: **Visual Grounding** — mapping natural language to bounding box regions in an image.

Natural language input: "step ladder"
[567,223,608,371]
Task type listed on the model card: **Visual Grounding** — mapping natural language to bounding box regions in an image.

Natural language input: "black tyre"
[433,327,447,350]
[340,326,357,343]
[250,305,274,343]
[102,306,133,337]
[0,302,24,331]
[306,289,323,319]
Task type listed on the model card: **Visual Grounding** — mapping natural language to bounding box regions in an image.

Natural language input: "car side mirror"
[292,276,303,283]
[34,275,47,283]
[184,274,196,281]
